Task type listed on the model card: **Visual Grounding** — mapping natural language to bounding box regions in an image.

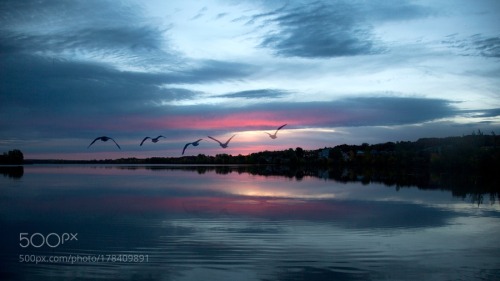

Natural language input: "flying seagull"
[140,135,165,146]
[207,134,236,148]
[265,124,287,139]
[88,136,121,150]
[182,139,203,155]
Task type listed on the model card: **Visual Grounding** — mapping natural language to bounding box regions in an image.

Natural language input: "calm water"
[1,165,499,281]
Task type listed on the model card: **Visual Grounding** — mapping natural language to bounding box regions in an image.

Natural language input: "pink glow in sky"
[1,0,499,159]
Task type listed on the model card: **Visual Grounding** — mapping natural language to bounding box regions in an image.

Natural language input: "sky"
[1,0,499,160]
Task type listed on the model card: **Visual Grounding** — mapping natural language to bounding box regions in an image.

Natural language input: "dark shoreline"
[14,133,500,176]
[2,133,499,199]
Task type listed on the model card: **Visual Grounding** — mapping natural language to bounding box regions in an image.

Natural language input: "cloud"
[318,97,458,126]
[1,79,462,140]
[468,108,500,118]
[0,26,166,56]
[0,55,254,106]
[1,0,498,159]
[0,54,256,138]
[191,6,208,20]
[360,0,432,21]
[209,96,458,128]
[443,34,500,58]
[139,96,459,134]
[253,0,431,58]
[215,12,228,20]
[0,0,178,69]
[0,56,175,113]
[470,35,500,58]
[178,59,258,83]
[0,5,465,141]
[257,2,376,58]
[216,89,289,99]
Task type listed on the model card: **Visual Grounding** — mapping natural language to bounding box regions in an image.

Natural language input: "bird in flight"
[265,124,287,139]
[182,139,203,155]
[207,134,236,148]
[88,136,121,149]
[140,135,165,146]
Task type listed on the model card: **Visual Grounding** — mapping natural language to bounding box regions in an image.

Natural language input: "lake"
[1,165,499,281]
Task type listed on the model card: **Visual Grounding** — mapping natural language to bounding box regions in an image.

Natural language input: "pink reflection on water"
[22,194,363,222]
[11,166,374,221]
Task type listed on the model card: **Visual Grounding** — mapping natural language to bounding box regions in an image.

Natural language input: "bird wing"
[87,137,101,148]
[275,124,287,133]
[110,138,121,149]
[225,134,236,145]
[182,143,191,155]
[207,136,223,145]
[140,137,150,146]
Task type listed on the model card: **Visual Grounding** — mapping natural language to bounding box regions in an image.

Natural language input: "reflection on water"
[0,166,23,179]
[115,164,500,203]
[1,165,499,281]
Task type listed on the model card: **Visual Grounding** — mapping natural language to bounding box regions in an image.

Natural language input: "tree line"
[5,133,499,200]
[0,149,23,165]
[137,131,500,173]
[13,132,500,174]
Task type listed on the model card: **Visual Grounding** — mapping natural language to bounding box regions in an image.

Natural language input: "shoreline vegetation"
[2,133,499,201]
[8,132,498,171]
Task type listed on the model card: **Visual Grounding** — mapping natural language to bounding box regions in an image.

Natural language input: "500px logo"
[19,233,78,248]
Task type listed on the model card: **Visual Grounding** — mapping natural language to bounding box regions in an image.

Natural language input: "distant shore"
[3,134,500,175]
[11,133,497,170]
[3,133,500,203]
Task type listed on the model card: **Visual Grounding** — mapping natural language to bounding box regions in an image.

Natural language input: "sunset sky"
[1,0,499,160]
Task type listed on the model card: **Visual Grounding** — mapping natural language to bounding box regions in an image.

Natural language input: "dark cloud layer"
[443,34,500,58]
[255,0,431,58]
[325,97,457,126]
[0,53,255,138]
[216,89,289,99]
[0,62,460,140]
[470,35,500,58]
[469,108,500,118]
[0,55,253,108]
[0,0,169,60]
[219,96,458,128]
[257,1,376,58]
